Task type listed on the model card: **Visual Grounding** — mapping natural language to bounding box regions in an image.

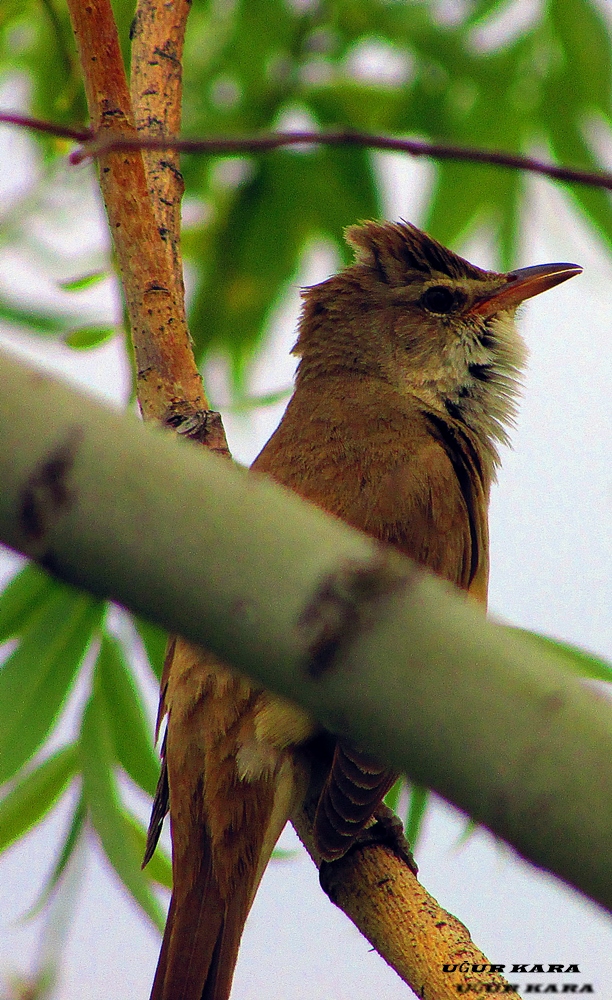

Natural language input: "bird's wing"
[313,743,399,861]
[259,406,489,863]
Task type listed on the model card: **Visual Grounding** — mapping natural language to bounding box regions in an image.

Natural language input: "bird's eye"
[420,285,458,314]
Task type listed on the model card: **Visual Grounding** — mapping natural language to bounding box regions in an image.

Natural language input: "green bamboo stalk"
[1,348,611,912]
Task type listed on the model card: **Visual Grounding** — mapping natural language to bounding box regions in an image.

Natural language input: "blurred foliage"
[3,0,612,377]
[1,0,612,974]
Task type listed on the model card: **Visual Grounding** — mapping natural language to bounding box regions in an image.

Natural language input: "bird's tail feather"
[150,839,251,1000]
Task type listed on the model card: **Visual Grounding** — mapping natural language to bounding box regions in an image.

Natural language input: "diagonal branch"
[74,128,612,191]
[1,347,612,924]
[0,112,91,142]
[292,752,511,997]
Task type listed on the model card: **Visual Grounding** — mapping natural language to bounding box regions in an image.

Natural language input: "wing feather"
[255,386,491,863]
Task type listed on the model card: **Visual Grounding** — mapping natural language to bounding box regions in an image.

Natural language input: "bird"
[144,220,581,1000]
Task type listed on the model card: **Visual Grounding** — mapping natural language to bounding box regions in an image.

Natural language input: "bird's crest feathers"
[345,219,492,285]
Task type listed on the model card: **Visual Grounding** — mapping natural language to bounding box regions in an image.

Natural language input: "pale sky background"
[1,73,612,1000]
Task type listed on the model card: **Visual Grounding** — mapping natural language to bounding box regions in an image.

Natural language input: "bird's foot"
[369,802,418,875]
[319,802,417,896]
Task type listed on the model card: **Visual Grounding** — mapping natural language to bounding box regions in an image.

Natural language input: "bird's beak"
[470,262,583,318]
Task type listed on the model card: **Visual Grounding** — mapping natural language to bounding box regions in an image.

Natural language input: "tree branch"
[75,129,612,191]
[3,112,612,190]
[0,112,91,142]
[292,752,511,997]
[64,0,207,422]
[1,349,612,928]
[130,0,191,305]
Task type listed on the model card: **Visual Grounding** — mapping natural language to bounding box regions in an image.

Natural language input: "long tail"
[150,824,251,1000]
[146,638,301,1000]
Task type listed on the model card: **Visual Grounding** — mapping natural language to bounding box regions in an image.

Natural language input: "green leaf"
[124,810,172,890]
[426,158,522,268]
[57,271,107,292]
[80,688,165,929]
[188,155,314,381]
[134,616,168,683]
[384,776,403,813]
[455,817,478,848]
[509,628,612,683]
[182,0,299,137]
[0,587,104,785]
[308,145,381,259]
[548,124,612,254]
[465,0,513,26]
[549,0,612,113]
[0,562,59,644]
[406,784,428,848]
[96,633,160,797]
[496,170,522,271]
[0,744,78,854]
[0,299,73,337]
[64,326,115,349]
[426,161,491,251]
[271,847,299,861]
[189,145,379,382]
[22,793,86,920]
[307,83,410,135]
[384,777,428,850]
[224,387,293,412]
[0,0,86,125]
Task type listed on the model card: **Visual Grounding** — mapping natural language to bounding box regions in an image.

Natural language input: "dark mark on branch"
[20,427,84,542]
[298,551,415,678]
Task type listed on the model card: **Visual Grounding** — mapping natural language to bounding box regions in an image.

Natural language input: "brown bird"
[145,221,581,1000]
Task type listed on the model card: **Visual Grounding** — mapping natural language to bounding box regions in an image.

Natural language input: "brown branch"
[292,757,513,999]
[129,0,191,301]
[321,848,510,999]
[73,129,612,191]
[4,110,612,190]
[64,0,207,423]
[0,111,91,142]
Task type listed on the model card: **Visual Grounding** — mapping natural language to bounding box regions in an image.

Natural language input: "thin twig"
[75,129,612,189]
[0,111,91,143]
[3,113,610,190]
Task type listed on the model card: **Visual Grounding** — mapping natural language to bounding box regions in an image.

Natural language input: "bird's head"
[293,220,581,459]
